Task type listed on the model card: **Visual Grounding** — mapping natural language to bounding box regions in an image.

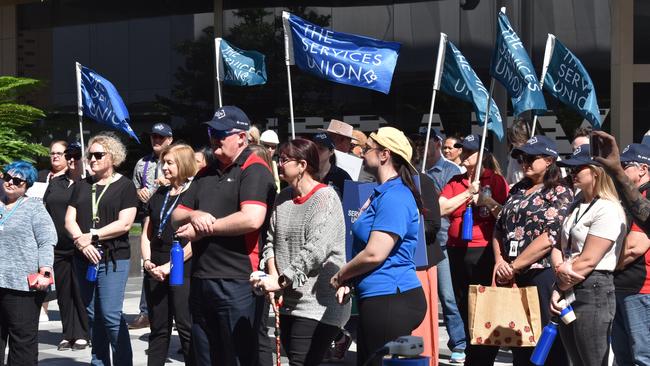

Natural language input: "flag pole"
[75,62,87,179]
[215,38,224,108]
[474,79,495,183]
[282,12,296,139]
[422,33,447,173]
[286,64,296,140]
[531,34,556,137]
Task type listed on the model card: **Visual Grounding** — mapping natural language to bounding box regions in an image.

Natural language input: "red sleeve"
[491,174,510,204]
[441,177,459,199]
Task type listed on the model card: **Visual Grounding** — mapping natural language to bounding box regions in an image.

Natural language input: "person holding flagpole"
[439,135,509,364]
[65,132,138,366]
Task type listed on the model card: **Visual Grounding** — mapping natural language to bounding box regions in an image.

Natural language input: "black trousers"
[0,288,45,366]
[54,252,89,341]
[144,274,194,366]
[279,315,340,366]
[257,299,273,366]
[357,287,427,366]
[190,278,264,366]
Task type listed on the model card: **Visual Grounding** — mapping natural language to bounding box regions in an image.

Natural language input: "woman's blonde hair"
[589,165,620,202]
[87,132,127,167]
[160,144,198,183]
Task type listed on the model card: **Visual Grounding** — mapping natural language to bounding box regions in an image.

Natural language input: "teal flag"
[217,38,267,86]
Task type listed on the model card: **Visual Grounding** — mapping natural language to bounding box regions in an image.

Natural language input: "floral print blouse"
[495,180,574,269]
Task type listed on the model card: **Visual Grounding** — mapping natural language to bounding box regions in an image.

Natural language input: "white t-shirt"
[560,198,627,272]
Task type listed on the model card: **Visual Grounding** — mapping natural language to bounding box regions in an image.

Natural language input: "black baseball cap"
[620,143,650,164]
[150,123,173,137]
[204,106,250,131]
[511,135,558,159]
[454,134,482,151]
[313,133,335,150]
[557,144,599,167]
[418,127,445,142]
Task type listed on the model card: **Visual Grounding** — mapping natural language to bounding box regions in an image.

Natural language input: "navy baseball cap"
[620,143,650,165]
[150,123,173,137]
[65,142,82,153]
[454,134,482,151]
[313,132,335,150]
[418,127,445,141]
[557,144,600,168]
[511,135,558,159]
[204,106,250,131]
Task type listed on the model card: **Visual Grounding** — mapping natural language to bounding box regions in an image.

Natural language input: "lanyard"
[0,196,26,227]
[566,197,599,257]
[141,154,158,189]
[157,184,185,238]
[92,175,115,226]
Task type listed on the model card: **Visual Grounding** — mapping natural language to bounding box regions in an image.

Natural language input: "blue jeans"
[76,257,133,366]
[612,292,650,366]
[437,247,466,351]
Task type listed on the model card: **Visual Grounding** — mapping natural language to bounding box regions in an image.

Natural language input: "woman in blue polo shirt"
[331,127,426,366]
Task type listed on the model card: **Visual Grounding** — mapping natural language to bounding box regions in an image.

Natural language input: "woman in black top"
[43,142,90,351]
[65,132,138,366]
[141,144,196,366]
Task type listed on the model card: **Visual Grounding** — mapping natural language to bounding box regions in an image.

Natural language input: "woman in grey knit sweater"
[251,138,351,365]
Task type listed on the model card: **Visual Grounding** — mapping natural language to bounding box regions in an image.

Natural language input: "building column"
[611,0,634,145]
[0,5,17,76]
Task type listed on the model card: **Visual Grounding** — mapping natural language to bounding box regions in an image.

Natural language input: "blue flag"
[441,40,504,140]
[282,11,401,94]
[216,38,267,86]
[543,36,601,128]
[77,64,139,143]
[490,12,547,116]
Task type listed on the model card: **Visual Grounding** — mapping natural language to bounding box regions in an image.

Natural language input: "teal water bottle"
[461,205,473,241]
[169,239,184,286]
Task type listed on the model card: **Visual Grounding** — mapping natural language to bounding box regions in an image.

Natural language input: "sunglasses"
[87,152,108,160]
[570,165,590,175]
[2,174,26,186]
[622,161,640,170]
[65,151,82,161]
[361,145,380,154]
[517,154,543,165]
[207,127,240,141]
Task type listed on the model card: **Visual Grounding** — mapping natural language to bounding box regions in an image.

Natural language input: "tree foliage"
[0,76,48,165]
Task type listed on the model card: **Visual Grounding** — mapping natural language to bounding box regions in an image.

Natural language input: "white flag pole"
[474,79,495,183]
[282,11,296,139]
[421,33,448,173]
[531,34,556,137]
[215,38,224,108]
[75,62,87,179]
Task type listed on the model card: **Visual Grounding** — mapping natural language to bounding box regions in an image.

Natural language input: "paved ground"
[24,276,512,365]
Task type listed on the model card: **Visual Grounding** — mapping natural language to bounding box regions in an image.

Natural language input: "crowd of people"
[0,104,649,366]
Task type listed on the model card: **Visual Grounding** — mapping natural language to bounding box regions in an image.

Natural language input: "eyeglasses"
[207,127,240,141]
[87,152,108,160]
[517,154,543,165]
[622,161,640,170]
[2,174,25,186]
[362,146,380,154]
[50,152,65,157]
[65,152,82,161]
[278,157,296,165]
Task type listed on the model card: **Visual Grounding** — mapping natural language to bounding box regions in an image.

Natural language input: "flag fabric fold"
[77,64,139,143]
[543,36,601,128]
[441,40,504,140]
[490,11,547,116]
[282,11,401,94]
[216,38,268,86]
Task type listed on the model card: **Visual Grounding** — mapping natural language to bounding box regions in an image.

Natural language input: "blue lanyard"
[157,186,183,238]
[0,196,26,227]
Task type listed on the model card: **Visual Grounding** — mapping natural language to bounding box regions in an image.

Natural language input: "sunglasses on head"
[207,127,239,141]
[87,152,108,160]
[517,154,543,165]
[2,174,25,186]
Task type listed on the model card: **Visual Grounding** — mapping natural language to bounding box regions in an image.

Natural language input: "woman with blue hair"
[0,160,58,365]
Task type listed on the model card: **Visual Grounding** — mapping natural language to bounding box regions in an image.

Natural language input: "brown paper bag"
[468,284,542,347]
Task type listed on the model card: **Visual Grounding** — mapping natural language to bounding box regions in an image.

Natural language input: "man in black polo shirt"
[173,106,276,366]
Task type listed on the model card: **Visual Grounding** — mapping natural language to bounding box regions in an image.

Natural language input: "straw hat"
[369,127,417,172]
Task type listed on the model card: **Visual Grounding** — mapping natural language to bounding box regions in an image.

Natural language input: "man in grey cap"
[129,122,174,329]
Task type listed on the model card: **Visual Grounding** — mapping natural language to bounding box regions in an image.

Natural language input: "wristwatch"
[278,274,290,289]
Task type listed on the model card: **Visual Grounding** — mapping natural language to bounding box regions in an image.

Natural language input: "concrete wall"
[0,5,16,75]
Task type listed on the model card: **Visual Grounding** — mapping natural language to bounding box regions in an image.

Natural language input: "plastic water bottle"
[461,205,473,241]
[530,319,559,365]
[169,239,184,286]
[479,185,492,217]
[86,246,103,282]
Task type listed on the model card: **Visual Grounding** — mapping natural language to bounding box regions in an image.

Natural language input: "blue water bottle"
[169,239,184,286]
[86,246,103,282]
[461,205,473,241]
[530,319,559,365]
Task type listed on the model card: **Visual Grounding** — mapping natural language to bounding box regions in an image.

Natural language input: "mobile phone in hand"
[590,133,601,159]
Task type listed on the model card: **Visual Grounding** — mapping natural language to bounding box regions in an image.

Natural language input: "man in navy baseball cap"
[150,122,173,137]
[204,106,251,131]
